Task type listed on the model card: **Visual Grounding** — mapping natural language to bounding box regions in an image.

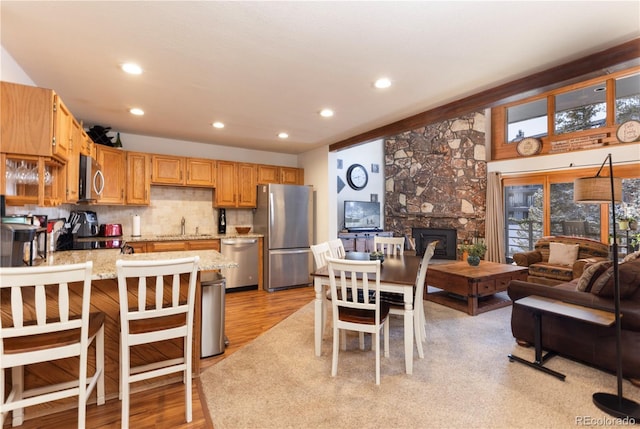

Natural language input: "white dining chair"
[380,240,438,359]
[373,236,405,256]
[326,257,390,385]
[328,239,346,258]
[0,261,105,428]
[116,256,199,428]
[310,242,332,270]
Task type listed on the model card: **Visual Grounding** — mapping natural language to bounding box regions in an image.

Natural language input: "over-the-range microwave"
[78,154,104,202]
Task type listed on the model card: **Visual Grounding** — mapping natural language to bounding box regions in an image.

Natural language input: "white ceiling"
[1,1,639,155]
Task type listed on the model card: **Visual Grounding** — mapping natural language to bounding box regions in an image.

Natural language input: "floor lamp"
[574,153,640,420]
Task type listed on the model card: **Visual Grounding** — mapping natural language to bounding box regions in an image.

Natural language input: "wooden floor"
[2,285,315,429]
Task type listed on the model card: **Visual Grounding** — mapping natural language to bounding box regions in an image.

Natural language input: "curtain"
[485,172,506,263]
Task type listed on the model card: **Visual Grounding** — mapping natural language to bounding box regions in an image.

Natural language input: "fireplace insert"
[412,228,457,259]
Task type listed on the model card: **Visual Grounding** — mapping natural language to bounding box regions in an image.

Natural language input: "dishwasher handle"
[221,238,258,245]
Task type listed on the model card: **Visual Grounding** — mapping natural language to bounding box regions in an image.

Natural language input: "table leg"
[314,277,323,357]
[404,288,413,375]
[508,309,565,380]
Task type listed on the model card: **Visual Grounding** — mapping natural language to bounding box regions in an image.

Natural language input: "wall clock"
[516,137,542,157]
[346,163,368,190]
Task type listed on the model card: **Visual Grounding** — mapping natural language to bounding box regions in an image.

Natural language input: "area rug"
[200,300,640,429]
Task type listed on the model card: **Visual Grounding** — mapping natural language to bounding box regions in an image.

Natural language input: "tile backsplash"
[6,186,254,236]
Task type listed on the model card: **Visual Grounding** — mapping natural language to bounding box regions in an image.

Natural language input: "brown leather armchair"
[512,235,609,286]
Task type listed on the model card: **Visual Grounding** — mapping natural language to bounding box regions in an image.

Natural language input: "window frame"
[492,67,640,161]
[502,164,639,259]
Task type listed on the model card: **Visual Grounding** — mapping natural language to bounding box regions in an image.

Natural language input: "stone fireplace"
[412,227,457,259]
[383,111,487,250]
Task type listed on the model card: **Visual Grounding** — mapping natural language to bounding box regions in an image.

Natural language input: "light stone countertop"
[124,232,262,242]
[36,249,238,280]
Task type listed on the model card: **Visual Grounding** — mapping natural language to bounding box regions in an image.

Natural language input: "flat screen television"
[344,201,380,231]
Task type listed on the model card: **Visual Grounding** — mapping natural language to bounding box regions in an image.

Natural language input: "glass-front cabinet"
[2,154,64,206]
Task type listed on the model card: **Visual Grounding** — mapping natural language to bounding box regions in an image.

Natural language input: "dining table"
[311,251,422,374]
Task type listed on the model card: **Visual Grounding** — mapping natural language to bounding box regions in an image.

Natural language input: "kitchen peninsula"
[2,247,238,417]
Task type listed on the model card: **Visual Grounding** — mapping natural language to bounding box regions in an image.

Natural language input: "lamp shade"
[574,176,622,203]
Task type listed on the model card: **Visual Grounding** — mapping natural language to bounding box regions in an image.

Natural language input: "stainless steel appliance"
[78,154,104,202]
[200,271,227,357]
[254,184,313,291]
[1,223,38,266]
[70,210,99,237]
[220,238,259,290]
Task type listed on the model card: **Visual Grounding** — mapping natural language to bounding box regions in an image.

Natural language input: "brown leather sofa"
[508,252,640,384]
[512,235,609,286]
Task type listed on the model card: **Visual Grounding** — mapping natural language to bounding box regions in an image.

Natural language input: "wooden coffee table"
[425,260,528,315]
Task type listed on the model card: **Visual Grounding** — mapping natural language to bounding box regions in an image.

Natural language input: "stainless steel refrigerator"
[254,184,313,291]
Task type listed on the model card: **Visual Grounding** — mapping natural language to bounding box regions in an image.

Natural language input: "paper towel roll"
[132,214,141,237]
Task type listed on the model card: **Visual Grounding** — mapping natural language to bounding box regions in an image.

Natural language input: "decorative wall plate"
[616,120,640,143]
[516,137,542,156]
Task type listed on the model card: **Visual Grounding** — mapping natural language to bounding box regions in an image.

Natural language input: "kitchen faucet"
[181,217,185,235]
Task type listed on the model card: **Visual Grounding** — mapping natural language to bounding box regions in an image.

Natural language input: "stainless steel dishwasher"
[220,237,259,291]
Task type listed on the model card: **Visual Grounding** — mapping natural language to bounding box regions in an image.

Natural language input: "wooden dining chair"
[326,257,390,385]
[373,236,405,256]
[380,240,438,359]
[116,256,199,428]
[328,239,346,258]
[0,261,105,428]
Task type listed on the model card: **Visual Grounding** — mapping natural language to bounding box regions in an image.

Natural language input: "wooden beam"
[329,38,640,152]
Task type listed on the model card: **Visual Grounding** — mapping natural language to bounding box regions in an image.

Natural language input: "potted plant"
[631,232,640,252]
[458,242,487,266]
[618,216,631,231]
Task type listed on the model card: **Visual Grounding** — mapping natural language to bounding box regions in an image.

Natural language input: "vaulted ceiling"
[2,1,639,154]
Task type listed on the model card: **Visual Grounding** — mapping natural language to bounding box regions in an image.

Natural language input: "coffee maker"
[70,210,99,237]
[1,223,38,267]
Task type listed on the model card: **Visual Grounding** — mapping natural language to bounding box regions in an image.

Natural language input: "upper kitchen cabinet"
[186,157,216,187]
[1,81,70,162]
[96,145,126,205]
[151,154,185,185]
[280,167,303,185]
[215,161,257,208]
[126,151,151,205]
[1,153,65,206]
[64,117,83,203]
[257,164,304,185]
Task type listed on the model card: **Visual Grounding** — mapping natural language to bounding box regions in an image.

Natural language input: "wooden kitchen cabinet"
[64,117,83,202]
[215,161,257,207]
[139,239,220,253]
[97,145,126,204]
[1,153,64,206]
[281,166,303,184]
[1,81,70,162]
[126,151,151,205]
[257,164,304,185]
[151,154,185,185]
[186,157,216,187]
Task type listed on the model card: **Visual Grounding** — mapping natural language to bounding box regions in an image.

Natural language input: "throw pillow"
[548,242,580,266]
[591,259,640,299]
[623,250,640,263]
[576,260,612,292]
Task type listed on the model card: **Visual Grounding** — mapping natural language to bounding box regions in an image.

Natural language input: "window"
[549,182,600,241]
[504,184,543,260]
[507,98,547,142]
[554,83,607,135]
[615,73,640,123]
[502,165,639,262]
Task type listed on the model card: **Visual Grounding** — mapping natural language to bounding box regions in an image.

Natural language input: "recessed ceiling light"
[121,63,142,75]
[320,108,334,118]
[278,132,289,139]
[374,77,392,89]
[212,122,225,129]
[593,86,606,92]
[129,108,144,116]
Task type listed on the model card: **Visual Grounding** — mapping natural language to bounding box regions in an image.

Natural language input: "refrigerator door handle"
[269,248,310,255]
